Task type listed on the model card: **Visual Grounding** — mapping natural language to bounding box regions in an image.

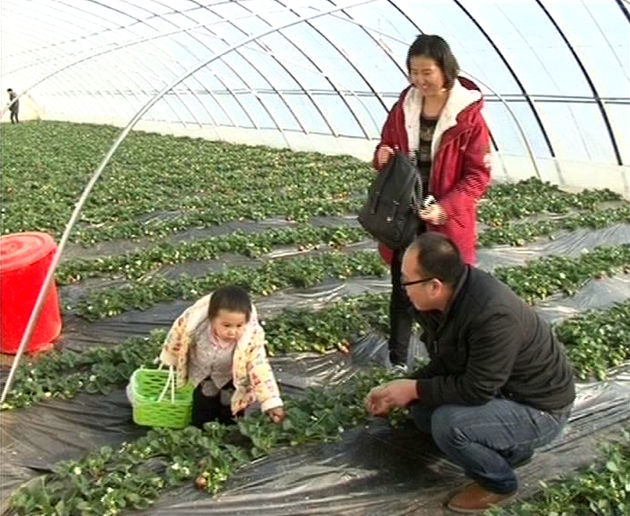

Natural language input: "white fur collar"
[403,79,482,159]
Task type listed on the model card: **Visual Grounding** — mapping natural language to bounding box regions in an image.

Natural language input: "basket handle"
[157,366,176,403]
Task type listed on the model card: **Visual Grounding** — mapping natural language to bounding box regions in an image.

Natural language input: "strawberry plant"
[8,367,403,516]
[263,292,389,354]
[495,244,630,304]
[53,204,629,285]
[2,122,372,244]
[478,205,630,247]
[1,331,166,410]
[486,432,630,516]
[555,300,630,381]
[69,244,630,321]
[3,293,390,409]
[479,178,622,226]
[68,250,389,320]
[5,290,628,411]
[4,123,623,246]
[56,226,368,284]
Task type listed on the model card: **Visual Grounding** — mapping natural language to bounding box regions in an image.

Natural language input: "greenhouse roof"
[2,0,629,193]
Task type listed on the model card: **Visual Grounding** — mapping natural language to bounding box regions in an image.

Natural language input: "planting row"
[3,122,625,244]
[68,250,388,320]
[8,364,629,516]
[8,367,402,516]
[478,178,622,227]
[2,122,371,243]
[488,434,629,516]
[66,243,630,321]
[57,226,368,284]
[54,205,630,286]
[4,295,629,411]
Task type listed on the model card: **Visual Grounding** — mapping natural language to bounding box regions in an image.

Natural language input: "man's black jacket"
[411,266,575,412]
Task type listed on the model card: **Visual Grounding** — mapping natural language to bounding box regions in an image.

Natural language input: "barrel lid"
[0,232,57,273]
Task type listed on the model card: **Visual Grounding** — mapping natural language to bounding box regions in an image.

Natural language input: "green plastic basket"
[130,367,194,429]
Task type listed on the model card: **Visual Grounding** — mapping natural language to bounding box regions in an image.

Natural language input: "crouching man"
[365,233,575,513]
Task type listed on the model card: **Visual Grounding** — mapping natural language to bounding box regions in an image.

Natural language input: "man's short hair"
[410,233,465,285]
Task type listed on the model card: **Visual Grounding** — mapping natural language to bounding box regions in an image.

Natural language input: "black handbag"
[358,151,422,251]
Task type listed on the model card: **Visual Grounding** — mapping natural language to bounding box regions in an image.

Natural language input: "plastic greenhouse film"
[61,214,356,264]
[56,278,391,352]
[269,331,429,395]
[536,273,630,323]
[477,222,630,272]
[56,220,628,351]
[130,370,630,516]
[0,390,145,505]
[2,219,628,512]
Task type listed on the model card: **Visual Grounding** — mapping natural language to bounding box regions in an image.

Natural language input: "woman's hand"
[267,406,285,424]
[376,145,396,169]
[420,203,447,225]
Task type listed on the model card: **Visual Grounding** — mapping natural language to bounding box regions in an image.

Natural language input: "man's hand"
[365,379,418,417]
[376,145,396,169]
[267,406,285,424]
[420,203,447,225]
[365,385,392,417]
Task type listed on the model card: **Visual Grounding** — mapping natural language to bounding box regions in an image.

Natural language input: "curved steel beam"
[534,0,623,165]
[617,0,630,21]
[236,40,384,137]
[1,13,281,120]
[200,3,313,135]
[155,3,295,137]
[385,0,557,161]
[0,0,377,405]
[321,14,544,176]
[275,0,384,138]
[239,2,347,137]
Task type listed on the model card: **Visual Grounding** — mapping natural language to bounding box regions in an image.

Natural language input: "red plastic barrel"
[0,232,62,354]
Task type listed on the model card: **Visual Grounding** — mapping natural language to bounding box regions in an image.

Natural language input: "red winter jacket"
[373,77,491,265]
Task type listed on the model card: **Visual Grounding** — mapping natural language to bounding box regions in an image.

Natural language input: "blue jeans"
[411,399,569,494]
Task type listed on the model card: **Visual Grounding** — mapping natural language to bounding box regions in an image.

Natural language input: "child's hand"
[267,407,285,424]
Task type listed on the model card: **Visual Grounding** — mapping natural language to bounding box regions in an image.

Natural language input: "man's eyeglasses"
[401,277,440,287]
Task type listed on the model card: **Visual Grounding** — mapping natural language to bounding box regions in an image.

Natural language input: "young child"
[159,285,285,427]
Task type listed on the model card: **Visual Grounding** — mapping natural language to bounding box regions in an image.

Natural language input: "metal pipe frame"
[320,14,543,176]
[1,8,296,127]
[385,0,557,162]
[534,0,624,166]
[0,0,379,405]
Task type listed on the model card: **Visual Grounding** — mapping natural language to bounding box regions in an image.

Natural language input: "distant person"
[7,89,19,124]
[373,35,492,372]
[365,233,575,513]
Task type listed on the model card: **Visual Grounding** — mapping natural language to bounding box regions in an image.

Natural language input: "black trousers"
[388,250,414,366]
[10,110,19,123]
[192,380,241,427]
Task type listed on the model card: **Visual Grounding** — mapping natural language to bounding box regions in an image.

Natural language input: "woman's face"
[409,55,447,98]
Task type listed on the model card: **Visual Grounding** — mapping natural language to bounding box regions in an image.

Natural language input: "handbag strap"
[412,179,424,215]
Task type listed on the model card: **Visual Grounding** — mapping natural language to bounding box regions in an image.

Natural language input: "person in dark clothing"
[7,89,19,124]
[365,233,575,514]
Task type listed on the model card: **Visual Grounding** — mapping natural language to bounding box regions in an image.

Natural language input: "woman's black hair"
[406,34,460,89]
[208,285,252,321]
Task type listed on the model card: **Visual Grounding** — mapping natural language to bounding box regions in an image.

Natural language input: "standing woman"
[374,35,492,371]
